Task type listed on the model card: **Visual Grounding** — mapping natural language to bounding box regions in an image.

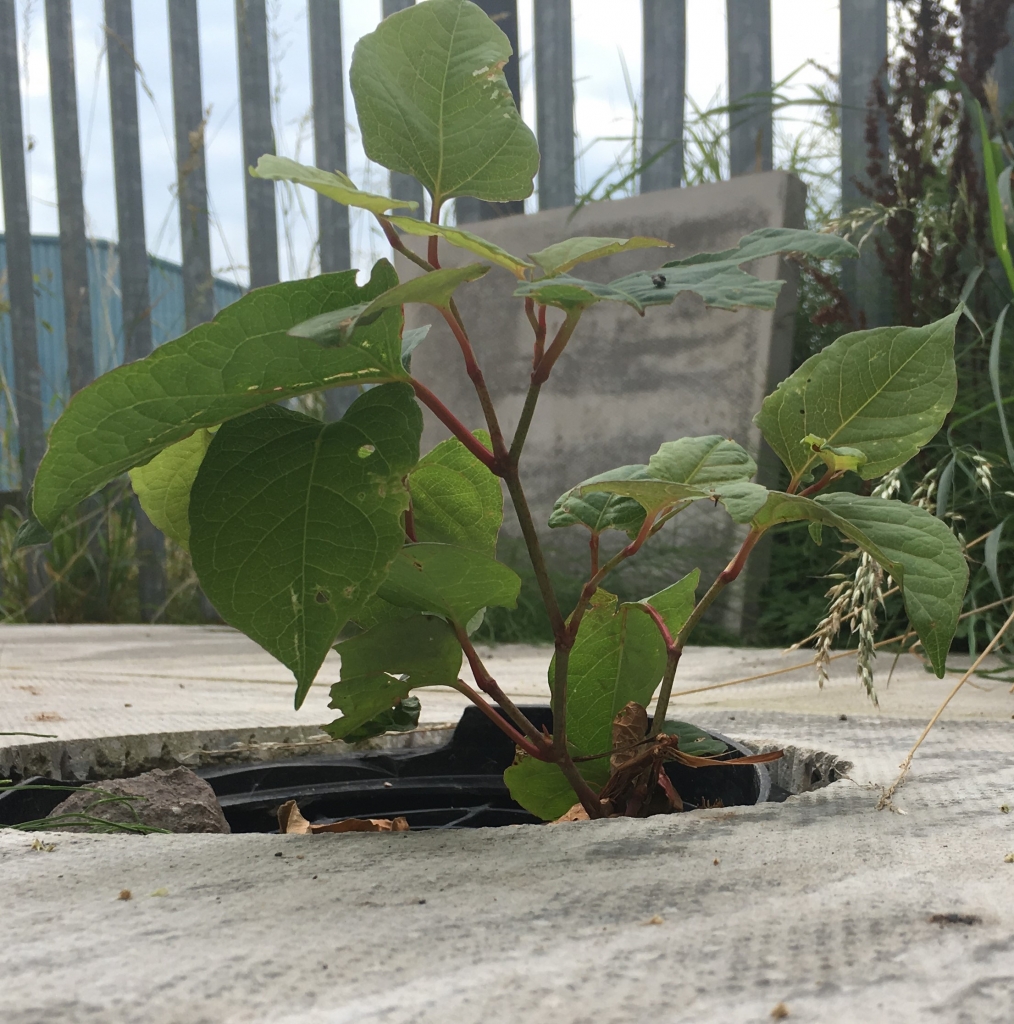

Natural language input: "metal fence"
[1,0,1013,617]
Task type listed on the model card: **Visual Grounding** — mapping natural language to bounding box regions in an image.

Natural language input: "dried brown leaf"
[553,803,591,823]
[277,799,312,835]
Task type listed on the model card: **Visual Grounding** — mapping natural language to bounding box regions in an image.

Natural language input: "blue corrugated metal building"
[0,235,243,488]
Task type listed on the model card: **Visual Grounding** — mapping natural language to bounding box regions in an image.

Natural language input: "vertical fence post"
[533,0,575,210]
[726,0,773,177]
[46,0,95,396]
[641,0,686,193]
[382,0,424,219]
[0,0,50,619]
[107,0,166,620]
[168,0,216,329]
[307,0,354,422]
[0,2,47,486]
[308,0,350,274]
[840,0,891,327]
[456,0,524,222]
[236,0,279,289]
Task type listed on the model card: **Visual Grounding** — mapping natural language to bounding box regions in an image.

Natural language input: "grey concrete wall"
[402,171,805,632]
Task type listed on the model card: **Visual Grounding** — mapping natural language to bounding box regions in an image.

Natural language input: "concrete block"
[404,172,806,632]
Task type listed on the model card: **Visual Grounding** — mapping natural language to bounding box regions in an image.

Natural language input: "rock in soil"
[46,767,230,834]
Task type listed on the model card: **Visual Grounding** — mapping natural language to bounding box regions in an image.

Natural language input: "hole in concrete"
[2,709,850,833]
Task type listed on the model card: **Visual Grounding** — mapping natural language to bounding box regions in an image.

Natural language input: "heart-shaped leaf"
[188,384,422,708]
[755,312,959,484]
[410,431,503,556]
[33,262,406,530]
[752,491,968,676]
[250,154,416,214]
[129,429,213,550]
[528,236,672,277]
[386,217,532,278]
[350,0,539,206]
[325,615,461,740]
[377,542,520,626]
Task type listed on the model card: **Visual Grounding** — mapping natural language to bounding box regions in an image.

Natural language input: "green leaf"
[972,98,1014,294]
[350,0,539,206]
[12,513,51,551]
[754,312,959,484]
[250,154,416,215]
[800,434,868,475]
[386,217,533,278]
[410,431,503,556]
[129,429,213,550]
[988,305,1014,471]
[33,262,406,531]
[325,615,461,739]
[334,696,422,745]
[515,227,857,313]
[504,755,604,821]
[548,487,647,538]
[752,491,968,676]
[377,542,521,626]
[528,236,672,277]
[562,575,698,759]
[287,265,490,349]
[188,384,422,708]
[572,437,764,522]
[664,226,858,267]
[658,720,726,757]
[401,325,431,370]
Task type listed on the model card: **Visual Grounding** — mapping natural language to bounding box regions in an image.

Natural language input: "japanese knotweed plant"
[22,0,967,820]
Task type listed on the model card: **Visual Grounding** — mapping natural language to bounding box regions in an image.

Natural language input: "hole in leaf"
[357,444,376,459]
[315,590,330,604]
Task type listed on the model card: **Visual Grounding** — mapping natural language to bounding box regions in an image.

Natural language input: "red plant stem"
[589,533,599,577]
[440,305,509,466]
[428,200,442,269]
[377,217,434,273]
[451,679,546,759]
[410,379,496,469]
[798,469,843,498]
[640,602,676,652]
[568,510,659,642]
[532,309,581,385]
[649,525,764,736]
[524,298,548,369]
[453,623,550,753]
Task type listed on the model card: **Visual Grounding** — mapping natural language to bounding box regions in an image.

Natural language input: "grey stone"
[46,766,230,833]
[403,172,806,630]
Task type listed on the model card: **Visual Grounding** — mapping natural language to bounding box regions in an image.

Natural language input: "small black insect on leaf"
[651,274,667,289]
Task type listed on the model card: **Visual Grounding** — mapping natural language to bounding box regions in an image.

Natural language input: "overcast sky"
[3,0,839,287]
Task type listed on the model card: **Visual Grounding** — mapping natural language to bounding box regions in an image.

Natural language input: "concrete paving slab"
[1,625,1013,1023]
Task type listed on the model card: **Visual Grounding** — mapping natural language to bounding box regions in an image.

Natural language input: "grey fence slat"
[641,0,685,193]
[726,0,772,177]
[45,0,95,395]
[382,0,424,218]
[235,0,279,289]
[533,0,575,211]
[105,0,153,364]
[0,2,47,486]
[308,0,350,274]
[168,0,215,329]
[840,0,892,327]
[1,1,52,619]
[456,0,524,223]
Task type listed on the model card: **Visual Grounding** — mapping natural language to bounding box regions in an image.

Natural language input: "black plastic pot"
[201,706,770,831]
[0,707,771,831]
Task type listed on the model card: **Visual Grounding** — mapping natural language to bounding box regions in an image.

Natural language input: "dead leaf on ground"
[277,798,409,834]
[770,1002,790,1019]
[149,887,169,897]
[1004,852,1014,863]
[643,915,664,925]
[553,803,590,823]
[118,889,132,901]
[30,838,56,852]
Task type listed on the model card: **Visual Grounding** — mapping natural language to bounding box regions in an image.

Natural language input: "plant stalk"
[451,679,546,759]
[428,200,442,269]
[377,216,435,273]
[509,384,542,463]
[409,379,496,469]
[650,526,764,735]
[532,310,582,385]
